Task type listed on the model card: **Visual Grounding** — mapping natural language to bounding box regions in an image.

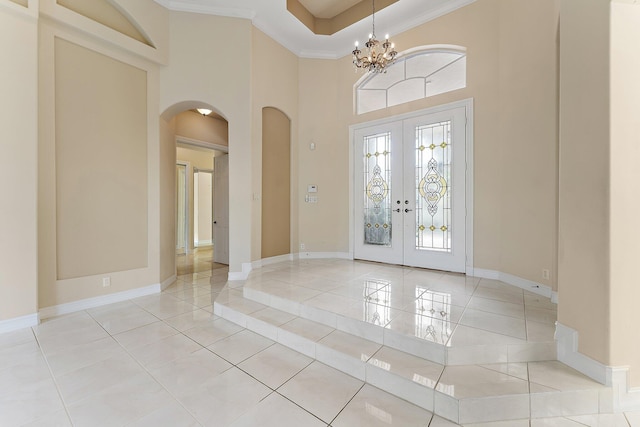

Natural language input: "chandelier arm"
[352,0,397,73]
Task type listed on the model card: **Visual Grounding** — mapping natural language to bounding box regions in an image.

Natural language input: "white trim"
[551,291,558,304]
[473,268,554,300]
[349,99,474,274]
[464,100,475,276]
[228,262,252,281]
[556,322,640,411]
[611,367,640,412]
[38,284,161,320]
[0,0,38,20]
[161,274,177,290]
[176,135,229,153]
[556,323,610,385]
[0,313,39,333]
[153,0,256,19]
[176,160,190,254]
[296,252,353,260]
[252,254,294,269]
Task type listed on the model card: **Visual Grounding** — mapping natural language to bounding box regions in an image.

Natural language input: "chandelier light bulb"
[351,0,398,73]
[355,41,359,47]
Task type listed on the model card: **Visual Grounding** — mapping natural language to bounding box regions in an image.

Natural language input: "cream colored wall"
[298,0,560,290]
[159,117,176,283]
[557,0,610,365]
[0,1,38,321]
[54,38,148,280]
[262,107,292,258]
[38,0,166,308]
[497,0,559,287]
[610,1,640,387]
[57,0,151,45]
[298,58,348,253]
[251,28,299,261]
[160,12,252,273]
[176,145,215,253]
[175,110,229,147]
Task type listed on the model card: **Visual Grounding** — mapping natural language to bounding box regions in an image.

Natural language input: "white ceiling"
[155,0,476,59]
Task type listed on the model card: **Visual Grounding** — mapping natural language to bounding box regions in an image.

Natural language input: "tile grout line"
[29,326,76,426]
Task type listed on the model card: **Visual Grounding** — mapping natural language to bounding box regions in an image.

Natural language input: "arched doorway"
[160,102,230,283]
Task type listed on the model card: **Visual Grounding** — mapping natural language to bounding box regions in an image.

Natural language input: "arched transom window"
[355,47,467,115]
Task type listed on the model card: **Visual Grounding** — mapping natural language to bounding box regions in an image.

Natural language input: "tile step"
[213,298,609,424]
[242,286,556,366]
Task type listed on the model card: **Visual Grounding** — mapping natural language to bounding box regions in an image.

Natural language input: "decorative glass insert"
[414,288,453,345]
[415,121,452,252]
[356,49,466,115]
[363,279,393,327]
[363,132,392,246]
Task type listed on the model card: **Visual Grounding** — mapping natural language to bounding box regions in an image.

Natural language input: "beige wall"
[610,1,640,387]
[298,0,560,290]
[160,12,252,273]
[497,0,560,286]
[262,107,292,258]
[251,28,299,261]
[38,0,166,309]
[557,0,611,365]
[175,110,228,146]
[54,38,148,280]
[159,117,176,283]
[0,1,38,321]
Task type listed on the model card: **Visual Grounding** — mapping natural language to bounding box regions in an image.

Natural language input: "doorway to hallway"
[352,101,473,273]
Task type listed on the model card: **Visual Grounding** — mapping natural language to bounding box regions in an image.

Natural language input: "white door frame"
[349,99,475,275]
[176,161,190,254]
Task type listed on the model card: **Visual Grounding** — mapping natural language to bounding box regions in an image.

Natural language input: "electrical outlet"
[300,243,305,250]
[542,269,550,280]
[102,277,111,287]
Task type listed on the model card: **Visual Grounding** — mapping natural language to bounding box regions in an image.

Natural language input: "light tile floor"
[1,259,639,426]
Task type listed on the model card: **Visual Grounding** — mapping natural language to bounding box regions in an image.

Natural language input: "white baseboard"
[228,252,353,281]
[252,254,294,269]
[0,313,39,334]
[161,274,177,290]
[39,283,161,320]
[556,322,610,385]
[556,322,640,411]
[296,252,353,260]
[473,268,554,300]
[228,262,253,281]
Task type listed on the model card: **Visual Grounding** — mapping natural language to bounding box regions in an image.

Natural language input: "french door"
[354,106,467,272]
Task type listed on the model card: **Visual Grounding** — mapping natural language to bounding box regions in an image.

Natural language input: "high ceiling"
[154,0,476,59]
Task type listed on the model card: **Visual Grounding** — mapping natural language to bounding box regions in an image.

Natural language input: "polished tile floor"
[1,259,639,426]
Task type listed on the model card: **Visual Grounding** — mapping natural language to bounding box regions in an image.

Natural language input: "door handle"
[213,221,217,224]
[405,208,412,213]
[394,208,401,213]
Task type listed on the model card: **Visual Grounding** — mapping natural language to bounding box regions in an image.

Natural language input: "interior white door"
[194,170,213,247]
[176,163,187,254]
[213,155,229,265]
[353,106,467,272]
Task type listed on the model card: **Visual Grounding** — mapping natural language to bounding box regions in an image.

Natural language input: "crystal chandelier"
[352,0,398,73]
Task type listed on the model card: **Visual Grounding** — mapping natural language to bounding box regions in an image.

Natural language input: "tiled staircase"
[213,259,611,424]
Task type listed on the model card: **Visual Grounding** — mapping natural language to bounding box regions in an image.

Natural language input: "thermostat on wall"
[307,185,318,193]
